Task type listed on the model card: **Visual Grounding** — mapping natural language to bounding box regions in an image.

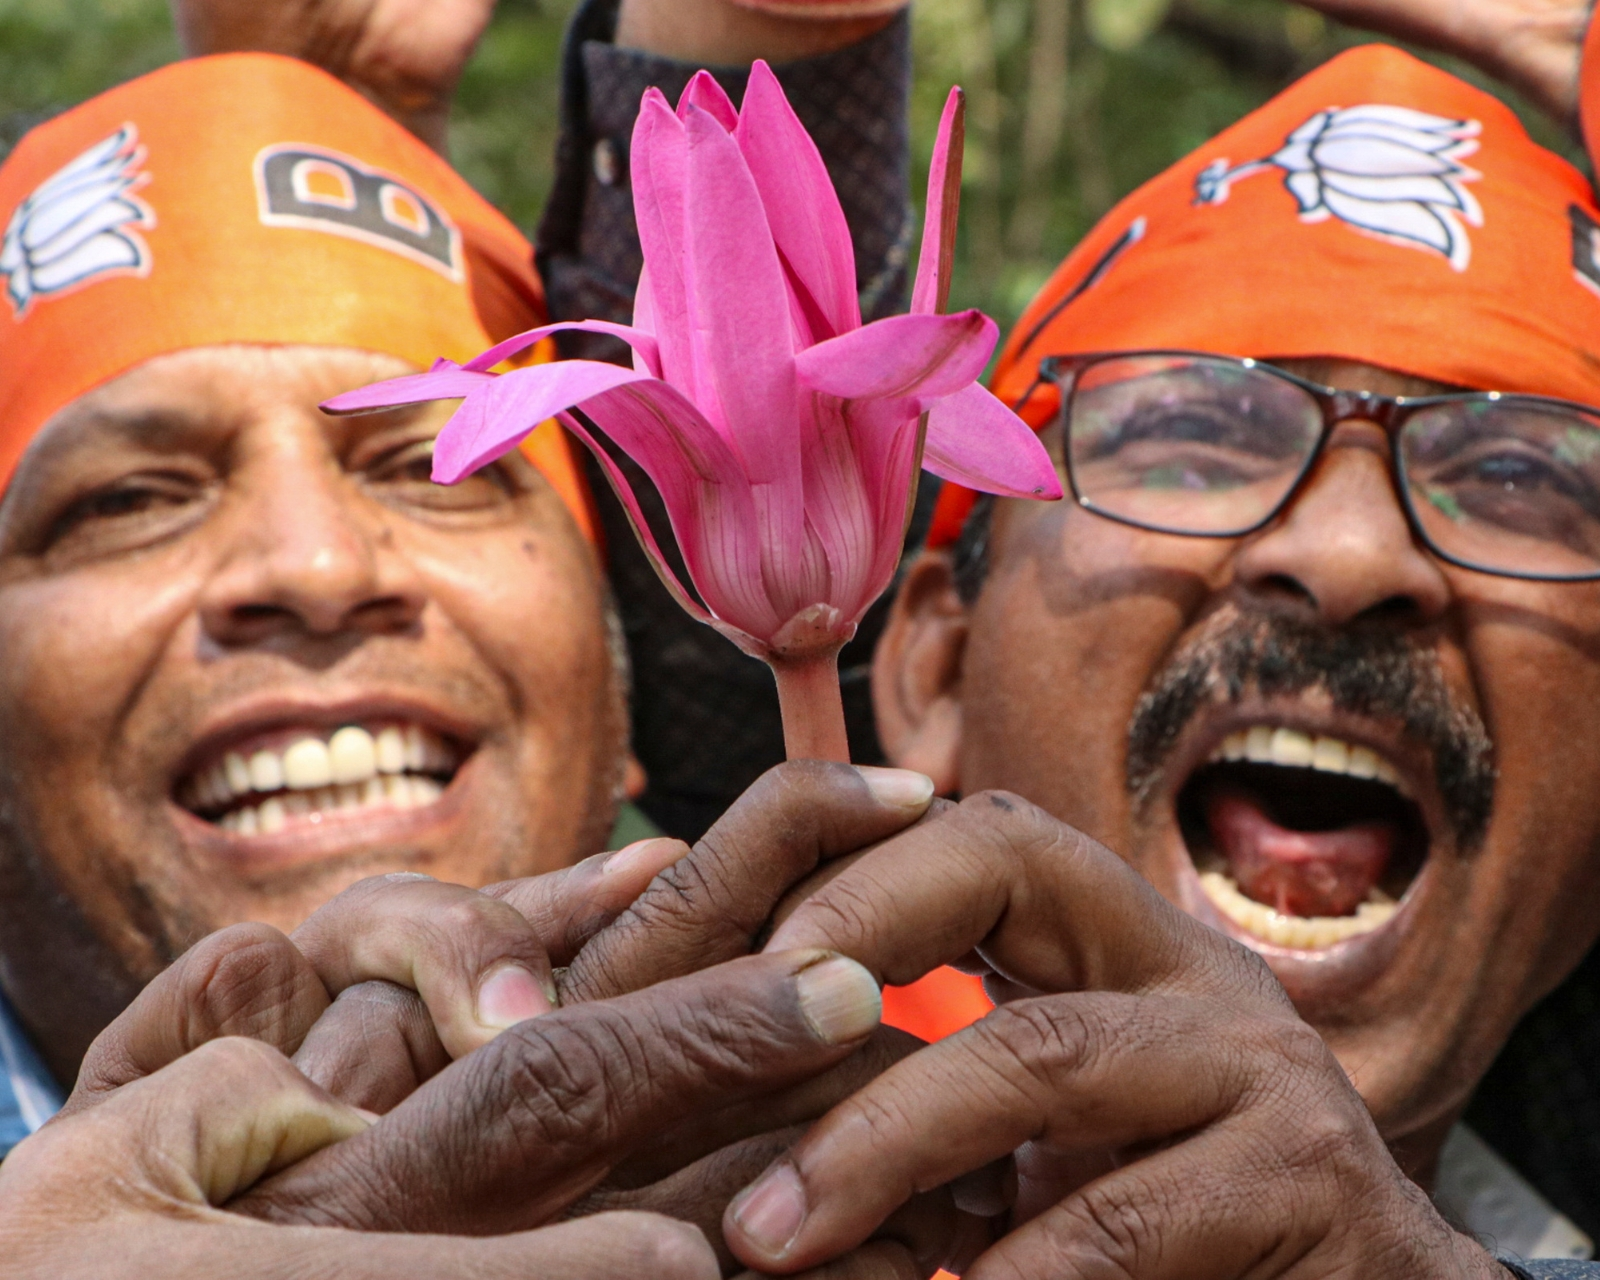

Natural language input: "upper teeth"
[186,725,451,813]
[1209,727,1404,791]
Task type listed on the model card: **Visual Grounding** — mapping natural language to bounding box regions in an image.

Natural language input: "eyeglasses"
[1036,350,1600,583]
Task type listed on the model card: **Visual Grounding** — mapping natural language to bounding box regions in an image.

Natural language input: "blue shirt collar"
[0,990,63,1157]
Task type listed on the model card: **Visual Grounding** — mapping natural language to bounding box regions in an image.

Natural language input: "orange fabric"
[881,966,993,1043]
[929,44,1600,547]
[0,53,592,541]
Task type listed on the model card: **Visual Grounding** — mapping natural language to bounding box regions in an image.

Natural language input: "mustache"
[1125,609,1496,850]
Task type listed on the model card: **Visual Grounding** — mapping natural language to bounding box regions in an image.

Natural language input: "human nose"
[1233,427,1451,627]
[198,451,426,646]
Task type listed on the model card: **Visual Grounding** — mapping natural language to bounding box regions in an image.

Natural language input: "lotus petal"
[677,69,740,132]
[800,392,922,620]
[679,104,807,603]
[1312,135,1458,178]
[910,87,965,316]
[322,363,489,415]
[794,310,997,405]
[464,319,661,378]
[24,180,142,251]
[575,380,784,641]
[433,360,656,482]
[1319,187,1459,261]
[631,91,699,396]
[29,232,141,290]
[1317,169,1473,210]
[736,60,859,344]
[922,383,1064,499]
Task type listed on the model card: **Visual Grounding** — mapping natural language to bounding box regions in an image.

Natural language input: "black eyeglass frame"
[1032,349,1600,584]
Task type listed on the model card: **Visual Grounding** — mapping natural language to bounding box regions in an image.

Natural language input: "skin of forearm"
[616,0,894,64]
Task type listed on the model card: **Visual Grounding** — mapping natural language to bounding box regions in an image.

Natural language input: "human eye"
[361,437,518,514]
[1422,437,1600,544]
[40,472,209,563]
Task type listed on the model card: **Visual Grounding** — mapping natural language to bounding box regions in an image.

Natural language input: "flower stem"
[770,649,851,763]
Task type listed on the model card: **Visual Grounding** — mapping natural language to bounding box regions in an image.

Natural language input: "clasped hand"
[0,766,1507,1279]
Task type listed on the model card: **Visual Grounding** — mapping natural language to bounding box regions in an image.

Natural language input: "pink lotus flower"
[325,64,1058,757]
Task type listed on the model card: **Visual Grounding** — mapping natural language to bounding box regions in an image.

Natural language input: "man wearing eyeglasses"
[822,18,1600,1279]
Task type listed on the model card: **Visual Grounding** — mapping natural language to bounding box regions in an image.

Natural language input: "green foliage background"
[0,0,1584,336]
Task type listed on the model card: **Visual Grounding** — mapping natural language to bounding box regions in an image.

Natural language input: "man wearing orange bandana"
[0,0,927,1256]
[754,12,1600,1280]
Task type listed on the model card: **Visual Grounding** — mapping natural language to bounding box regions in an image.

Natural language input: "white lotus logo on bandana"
[1,125,154,317]
[1194,104,1483,271]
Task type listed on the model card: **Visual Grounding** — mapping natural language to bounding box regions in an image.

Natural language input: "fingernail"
[602,836,689,877]
[730,1162,807,1257]
[475,964,552,1030]
[855,766,934,809]
[795,955,881,1044]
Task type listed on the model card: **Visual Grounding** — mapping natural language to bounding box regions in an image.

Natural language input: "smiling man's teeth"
[219,775,444,835]
[184,724,453,834]
[1200,870,1396,948]
[1212,727,1403,789]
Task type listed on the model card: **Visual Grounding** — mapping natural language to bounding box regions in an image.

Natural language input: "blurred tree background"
[1,0,1584,335]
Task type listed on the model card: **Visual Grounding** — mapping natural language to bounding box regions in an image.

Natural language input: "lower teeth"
[217,774,444,834]
[1199,871,1396,948]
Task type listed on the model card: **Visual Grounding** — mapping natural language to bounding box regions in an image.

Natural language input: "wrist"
[615,0,895,64]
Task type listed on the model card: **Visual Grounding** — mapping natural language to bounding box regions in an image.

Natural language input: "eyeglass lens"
[1064,354,1600,579]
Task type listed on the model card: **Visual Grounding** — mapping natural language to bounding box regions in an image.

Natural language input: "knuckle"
[188,1035,304,1093]
[483,1007,669,1159]
[979,997,1102,1085]
[184,925,316,1037]
[603,1213,718,1280]
[1058,1180,1162,1279]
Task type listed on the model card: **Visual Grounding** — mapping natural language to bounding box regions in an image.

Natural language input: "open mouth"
[1176,726,1428,951]
[177,722,465,837]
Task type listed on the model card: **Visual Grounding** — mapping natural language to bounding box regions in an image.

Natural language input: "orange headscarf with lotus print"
[928,43,1600,546]
[0,52,592,539]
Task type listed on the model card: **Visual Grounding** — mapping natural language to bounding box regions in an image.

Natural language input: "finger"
[484,836,692,966]
[234,950,885,1234]
[591,1129,973,1278]
[563,761,934,1003]
[962,1117,1382,1280]
[614,1026,924,1188]
[581,1127,807,1270]
[63,923,329,1117]
[292,980,450,1113]
[733,1241,921,1280]
[23,1037,370,1207]
[765,790,1269,1002]
[722,991,1287,1272]
[290,872,559,1058]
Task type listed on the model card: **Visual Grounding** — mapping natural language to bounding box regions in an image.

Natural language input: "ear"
[622,755,648,801]
[872,549,968,795]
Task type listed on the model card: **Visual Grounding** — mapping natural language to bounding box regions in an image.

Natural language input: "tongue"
[1205,789,1394,918]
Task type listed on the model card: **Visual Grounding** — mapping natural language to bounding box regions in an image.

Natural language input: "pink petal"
[921,383,1064,500]
[572,380,785,642]
[796,391,922,624]
[322,364,489,415]
[631,91,700,396]
[430,361,655,483]
[793,310,997,406]
[736,60,860,344]
[910,87,966,317]
[680,104,807,600]
[554,408,715,631]
[677,69,740,132]
[681,105,799,468]
[463,320,661,379]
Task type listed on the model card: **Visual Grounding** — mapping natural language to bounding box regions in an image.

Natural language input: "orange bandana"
[0,53,591,538]
[930,44,1600,546]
